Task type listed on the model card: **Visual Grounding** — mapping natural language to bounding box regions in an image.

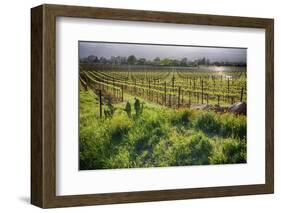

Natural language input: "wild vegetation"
[79,51,247,170]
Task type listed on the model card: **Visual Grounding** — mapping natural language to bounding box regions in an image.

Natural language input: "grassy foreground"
[79,90,246,170]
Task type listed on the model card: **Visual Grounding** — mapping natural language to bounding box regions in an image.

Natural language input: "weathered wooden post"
[169,94,171,107]
[182,89,184,104]
[201,80,204,104]
[227,78,230,103]
[193,77,195,90]
[121,85,124,102]
[148,80,151,100]
[134,79,137,94]
[240,87,244,102]
[164,81,167,105]
[189,91,191,107]
[156,91,158,103]
[99,89,102,118]
[178,86,181,108]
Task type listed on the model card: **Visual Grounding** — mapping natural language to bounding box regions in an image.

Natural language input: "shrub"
[79,123,110,170]
[211,138,246,164]
[105,147,131,169]
[127,111,170,166]
[219,114,246,139]
[222,138,246,163]
[193,111,220,134]
[170,133,213,166]
[152,139,172,167]
[108,114,132,143]
[171,110,191,126]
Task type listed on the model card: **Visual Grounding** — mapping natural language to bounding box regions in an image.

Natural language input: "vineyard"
[79,66,247,170]
[80,66,247,115]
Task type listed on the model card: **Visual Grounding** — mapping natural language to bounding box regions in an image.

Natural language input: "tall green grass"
[79,90,247,170]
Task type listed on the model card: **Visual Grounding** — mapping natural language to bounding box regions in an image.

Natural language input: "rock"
[191,104,208,110]
[213,104,226,113]
[190,104,226,113]
[228,102,246,115]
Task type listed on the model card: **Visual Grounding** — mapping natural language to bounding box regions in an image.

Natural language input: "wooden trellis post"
[201,80,204,104]
[240,87,244,102]
[227,78,230,103]
[178,86,181,108]
[99,89,102,118]
[193,77,195,90]
[164,81,167,105]
[121,85,124,102]
[169,94,171,106]
[148,80,151,100]
[189,91,191,106]
[182,89,184,104]
[134,79,136,94]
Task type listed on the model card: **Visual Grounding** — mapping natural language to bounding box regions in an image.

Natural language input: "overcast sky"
[79,41,247,63]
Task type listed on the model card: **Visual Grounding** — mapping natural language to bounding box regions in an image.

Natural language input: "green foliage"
[108,114,132,143]
[106,147,131,168]
[193,111,220,134]
[169,133,212,166]
[171,109,191,126]
[125,110,170,167]
[221,138,247,163]
[193,111,246,140]
[127,55,137,65]
[219,113,246,139]
[210,138,246,164]
[79,90,247,170]
[79,120,110,170]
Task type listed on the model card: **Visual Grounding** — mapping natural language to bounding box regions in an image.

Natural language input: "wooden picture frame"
[31,4,274,208]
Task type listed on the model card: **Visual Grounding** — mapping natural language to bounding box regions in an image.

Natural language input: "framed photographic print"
[31,4,274,208]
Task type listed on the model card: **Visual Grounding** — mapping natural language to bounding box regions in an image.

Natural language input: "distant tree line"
[80,55,246,67]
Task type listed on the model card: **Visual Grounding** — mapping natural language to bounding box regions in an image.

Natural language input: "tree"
[87,55,99,63]
[99,57,107,64]
[161,58,172,66]
[206,58,210,66]
[171,59,180,66]
[180,57,188,66]
[153,57,161,65]
[198,57,206,65]
[127,55,137,65]
[137,58,146,65]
